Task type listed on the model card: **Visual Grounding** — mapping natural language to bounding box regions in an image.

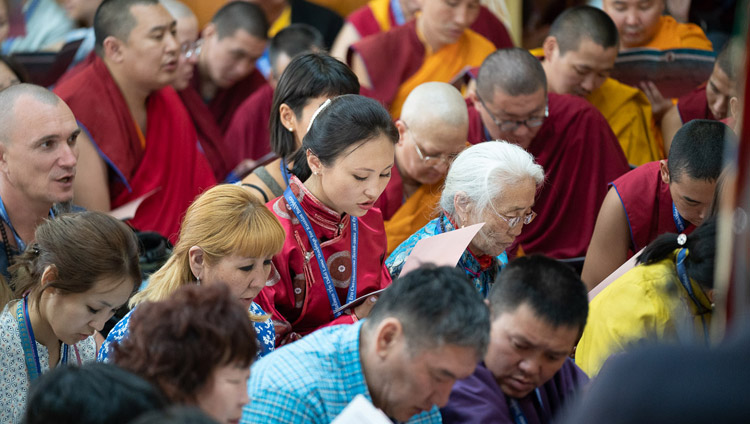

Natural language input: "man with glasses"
[467,48,629,262]
[178,1,268,181]
[375,82,469,255]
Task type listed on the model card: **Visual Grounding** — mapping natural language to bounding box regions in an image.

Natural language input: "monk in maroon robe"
[467,48,628,261]
[178,1,268,181]
[581,120,730,289]
[55,0,215,242]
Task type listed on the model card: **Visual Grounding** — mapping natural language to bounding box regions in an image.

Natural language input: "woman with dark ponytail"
[576,217,717,377]
[259,94,398,346]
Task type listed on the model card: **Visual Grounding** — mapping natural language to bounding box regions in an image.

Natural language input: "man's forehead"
[489,87,546,115]
[129,3,174,31]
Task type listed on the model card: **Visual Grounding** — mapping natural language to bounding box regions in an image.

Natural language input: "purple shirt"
[441,359,588,424]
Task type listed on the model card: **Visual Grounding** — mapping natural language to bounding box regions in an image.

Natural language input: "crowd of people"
[0,0,746,422]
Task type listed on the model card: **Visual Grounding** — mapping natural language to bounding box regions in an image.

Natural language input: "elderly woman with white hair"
[386,141,544,296]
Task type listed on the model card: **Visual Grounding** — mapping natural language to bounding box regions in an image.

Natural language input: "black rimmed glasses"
[476,93,548,132]
[401,120,462,167]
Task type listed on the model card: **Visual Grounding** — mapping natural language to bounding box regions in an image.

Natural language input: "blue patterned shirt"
[386,213,506,297]
[98,302,275,362]
[243,321,442,424]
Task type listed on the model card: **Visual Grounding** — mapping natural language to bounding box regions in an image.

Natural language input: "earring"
[196,276,201,286]
[287,127,294,132]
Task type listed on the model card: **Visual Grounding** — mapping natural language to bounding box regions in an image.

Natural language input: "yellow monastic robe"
[383,181,442,256]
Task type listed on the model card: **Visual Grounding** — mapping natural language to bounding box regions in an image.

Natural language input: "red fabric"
[224,83,275,162]
[677,84,715,123]
[259,176,391,346]
[54,57,216,242]
[178,86,235,181]
[347,3,384,38]
[55,50,96,86]
[467,93,630,259]
[349,20,425,108]
[611,161,695,253]
[373,163,404,221]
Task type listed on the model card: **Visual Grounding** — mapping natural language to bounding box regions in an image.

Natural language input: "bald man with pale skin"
[377,82,469,253]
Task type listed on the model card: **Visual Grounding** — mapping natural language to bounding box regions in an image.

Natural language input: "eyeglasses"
[489,200,537,229]
[401,120,462,166]
[476,93,548,132]
[181,39,202,59]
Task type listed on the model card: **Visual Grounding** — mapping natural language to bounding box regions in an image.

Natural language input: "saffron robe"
[467,93,629,259]
[224,83,275,162]
[610,161,696,255]
[635,15,712,50]
[347,0,513,51]
[350,20,495,117]
[259,176,391,346]
[441,360,589,424]
[677,84,715,123]
[54,57,216,242]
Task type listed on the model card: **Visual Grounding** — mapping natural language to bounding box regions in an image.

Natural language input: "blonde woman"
[99,184,285,361]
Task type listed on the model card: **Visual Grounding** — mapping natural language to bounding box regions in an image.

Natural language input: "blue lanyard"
[16,296,71,382]
[676,248,710,343]
[672,203,687,233]
[390,0,406,25]
[0,192,54,252]
[508,388,543,424]
[283,186,358,317]
[280,159,291,187]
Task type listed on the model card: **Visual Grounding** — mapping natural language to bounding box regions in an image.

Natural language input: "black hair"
[668,119,732,182]
[637,217,717,291]
[289,94,398,181]
[488,255,588,333]
[477,47,547,98]
[270,52,359,160]
[23,363,167,424]
[94,0,158,56]
[129,406,219,424]
[211,1,268,40]
[549,5,619,55]
[268,23,325,76]
[364,265,490,357]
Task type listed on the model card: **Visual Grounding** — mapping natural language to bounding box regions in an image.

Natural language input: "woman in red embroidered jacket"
[258,94,397,346]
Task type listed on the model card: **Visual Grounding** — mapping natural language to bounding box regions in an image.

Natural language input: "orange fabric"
[641,15,712,51]
[133,119,146,150]
[389,28,494,117]
[383,180,442,256]
[308,0,367,18]
[369,0,391,32]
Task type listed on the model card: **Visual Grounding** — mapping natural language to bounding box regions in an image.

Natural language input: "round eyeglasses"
[476,93,548,132]
[401,120,463,166]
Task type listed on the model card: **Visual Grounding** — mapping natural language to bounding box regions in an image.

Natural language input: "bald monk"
[224,24,325,169]
[375,82,468,254]
[467,48,629,260]
[178,1,268,181]
[581,120,730,289]
[330,0,512,61]
[662,40,742,152]
[537,6,661,166]
[348,0,496,117]
[55,0,216,242]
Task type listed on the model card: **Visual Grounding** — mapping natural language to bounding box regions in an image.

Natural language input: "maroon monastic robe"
[224,82,275,162]
[677,84,715,124]
[467,93,629,259]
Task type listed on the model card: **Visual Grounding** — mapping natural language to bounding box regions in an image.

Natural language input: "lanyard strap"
[16,296,76,382]
[283,186,358,317]
[0,192,55,253]
[280,159,291,187]
[672,203,687,233]
[508,388,543,424]
[390,0,406,25]
[676,248,710,343]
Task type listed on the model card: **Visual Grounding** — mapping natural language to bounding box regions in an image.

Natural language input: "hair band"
[677,233,687,246]
[306,98,332,133]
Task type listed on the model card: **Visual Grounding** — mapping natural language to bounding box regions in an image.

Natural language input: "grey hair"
[439,141,544,218]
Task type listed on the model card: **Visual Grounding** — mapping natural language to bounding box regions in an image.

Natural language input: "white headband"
[306,98,333,133]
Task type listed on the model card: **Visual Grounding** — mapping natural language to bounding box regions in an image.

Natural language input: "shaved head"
[401,82,468,131]
[477,48,547,99]
[716,37,744,81]
[94,0,159,56]
[212,1,268,40]
[0,84,62,142]
[549,6,618,55]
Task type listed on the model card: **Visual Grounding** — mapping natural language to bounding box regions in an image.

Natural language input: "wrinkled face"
[196,363,251,424]
[546,37,618,97]
[0,96,79,207]
[666,171,716,228]
[485,303,578,399]
[117,4,179,91]
[309,135,395,217]
[462,176,537,257]
[0,61,20,91]
[397,120,467,185]
[0,0,8,43]
[373,328,479,421]
[43,275,134,345]
[61,0,101,24]
[475,88,547,150]
[419,0,481,48]
[203,28,266,88]
[603,0,664,49]
[172,15,200,91]
[706,64,735,120]
[202,254,274,309]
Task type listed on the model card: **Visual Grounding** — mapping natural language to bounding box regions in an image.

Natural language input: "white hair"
[439,141,545,217]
